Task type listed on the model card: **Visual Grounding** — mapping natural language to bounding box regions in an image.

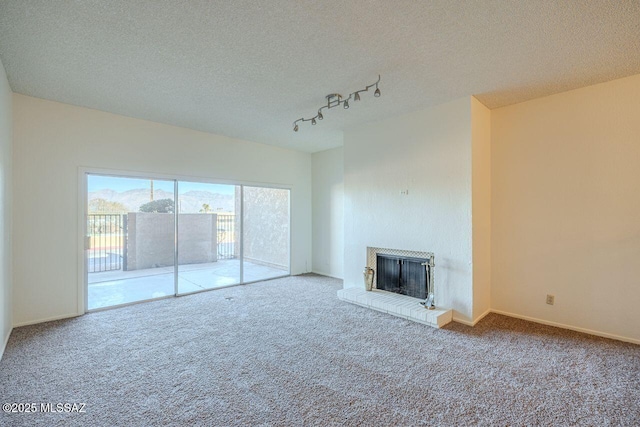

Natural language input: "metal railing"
[216,214,237,259]
[88,212,237,273]
[87,214,126,273]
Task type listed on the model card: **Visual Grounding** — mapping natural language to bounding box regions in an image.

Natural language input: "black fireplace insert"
[376,254,428,299]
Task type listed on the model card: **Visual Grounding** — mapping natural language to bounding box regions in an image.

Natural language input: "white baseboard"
[451,308,639,345]
[473,308,492,325]
[1,326,12,361]
[311,270,344,280]
[13,312,82,328]
[491,309,640,345]
[452,315,472,326]
[453,309,491,326]
[453,308,492,326]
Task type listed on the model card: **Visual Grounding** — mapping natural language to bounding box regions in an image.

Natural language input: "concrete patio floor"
[88,259,288,310]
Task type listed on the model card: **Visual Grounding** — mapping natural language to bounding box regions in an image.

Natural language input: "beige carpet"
[1,274,638,426]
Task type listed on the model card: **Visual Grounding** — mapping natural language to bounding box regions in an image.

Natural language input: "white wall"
[471,98,491,321]
[491,73,640,343]
[312,147,344,278]
[0,58,13,358]
[344,97,475,322]
[12,94,312,326]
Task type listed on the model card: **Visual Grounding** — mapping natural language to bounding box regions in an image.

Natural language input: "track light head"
[292,76,380,132]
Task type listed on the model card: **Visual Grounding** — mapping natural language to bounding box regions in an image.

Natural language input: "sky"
[87,174,236,195]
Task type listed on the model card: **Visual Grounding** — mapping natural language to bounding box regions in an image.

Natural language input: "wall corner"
[471,97,492,320]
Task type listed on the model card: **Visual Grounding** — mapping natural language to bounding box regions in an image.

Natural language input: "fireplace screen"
[376,254,428,299]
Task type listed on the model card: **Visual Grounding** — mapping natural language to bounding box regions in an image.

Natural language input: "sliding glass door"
[87,175,175,310]
[177,182,241,294]
[85,173,290,311]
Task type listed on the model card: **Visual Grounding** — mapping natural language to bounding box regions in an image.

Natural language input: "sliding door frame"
[77,166,292,314]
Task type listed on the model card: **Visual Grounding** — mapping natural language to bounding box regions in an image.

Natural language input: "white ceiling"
[1,1,639,153]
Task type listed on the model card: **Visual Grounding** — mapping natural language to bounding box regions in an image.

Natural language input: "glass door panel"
[177,182,241,294]
[242,186,290,282]
[87,175,176,310]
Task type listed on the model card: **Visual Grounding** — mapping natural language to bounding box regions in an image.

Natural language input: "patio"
[88,259,288,310]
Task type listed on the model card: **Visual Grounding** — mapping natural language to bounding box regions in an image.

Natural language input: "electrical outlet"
[546,294,555,305]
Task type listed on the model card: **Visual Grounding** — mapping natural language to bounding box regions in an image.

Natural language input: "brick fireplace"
[337,247,452,328]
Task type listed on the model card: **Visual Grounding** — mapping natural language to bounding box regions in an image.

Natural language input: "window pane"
[87,175,175,310]
[177,182,241,293]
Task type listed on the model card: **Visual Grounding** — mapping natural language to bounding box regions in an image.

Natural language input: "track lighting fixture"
[292,75,381,132]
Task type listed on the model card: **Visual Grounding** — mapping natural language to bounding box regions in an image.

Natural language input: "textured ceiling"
[1,1,639,153]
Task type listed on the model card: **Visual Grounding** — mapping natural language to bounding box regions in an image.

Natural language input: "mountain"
[179,191,235,213]
[88,188,235,213]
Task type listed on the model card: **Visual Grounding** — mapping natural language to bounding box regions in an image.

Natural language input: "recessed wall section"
[12,94,311,326]
[343,97,474,322]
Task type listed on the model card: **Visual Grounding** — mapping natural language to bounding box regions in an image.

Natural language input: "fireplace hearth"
[336,246,452,328]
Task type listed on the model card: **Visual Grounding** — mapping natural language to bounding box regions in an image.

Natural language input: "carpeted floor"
[1,274,638,426]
